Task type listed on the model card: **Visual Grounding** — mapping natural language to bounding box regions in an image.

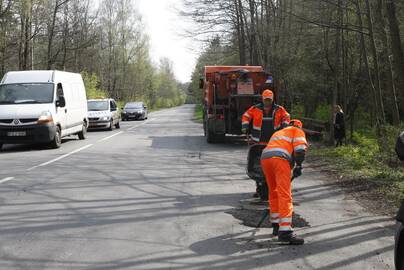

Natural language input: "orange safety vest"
[261,126,308,165]
[242,103,290,143]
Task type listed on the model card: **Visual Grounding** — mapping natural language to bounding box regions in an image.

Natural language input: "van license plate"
[7,131,26,137]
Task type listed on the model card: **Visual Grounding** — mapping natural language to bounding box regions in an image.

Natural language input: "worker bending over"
[260,119,308,245]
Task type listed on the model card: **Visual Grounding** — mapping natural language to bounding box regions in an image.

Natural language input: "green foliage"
[313,104,332,122]
[290,104,304,118]
[82,71,107,99]
[0,1,184,111]
[187,37,239,104]
[194,104,203,123]
[310,128,404,203]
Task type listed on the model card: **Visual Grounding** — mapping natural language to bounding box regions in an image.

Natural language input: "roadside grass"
[308,128,404,212]
[194,104,203,123]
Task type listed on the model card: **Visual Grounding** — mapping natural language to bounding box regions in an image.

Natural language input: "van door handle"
[65,109,67,113]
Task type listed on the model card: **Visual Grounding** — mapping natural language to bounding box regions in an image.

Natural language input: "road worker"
[242,89,290,198]
[241,89,290,143]
[260,119,308,245]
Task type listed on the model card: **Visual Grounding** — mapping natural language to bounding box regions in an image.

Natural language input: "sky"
[137,0,199,83]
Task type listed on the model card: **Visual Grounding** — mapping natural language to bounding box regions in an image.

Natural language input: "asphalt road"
[0,105,396,269]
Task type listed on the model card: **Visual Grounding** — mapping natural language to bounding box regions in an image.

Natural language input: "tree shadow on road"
[149,135,248,152]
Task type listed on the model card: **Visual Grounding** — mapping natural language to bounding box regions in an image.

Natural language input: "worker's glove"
[241,127,247,134]
[293,166,302,178]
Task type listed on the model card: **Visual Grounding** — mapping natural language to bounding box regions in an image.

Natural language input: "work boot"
[278,231,304,245]
[272,223,279,236]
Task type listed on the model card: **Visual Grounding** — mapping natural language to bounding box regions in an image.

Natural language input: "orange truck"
[200,66,275,143]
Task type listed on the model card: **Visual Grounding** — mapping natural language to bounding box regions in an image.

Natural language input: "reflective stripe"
[270,218,280,223]
[253,125,261,131]
[294,137,307,143]
[280,217,292,223]
[244,113,251,118]
[279,226,293,232]
[270,135,293,142]
[242,121,249,125]
[251,129,260,141]
[261,148,292,161]
[270,213,280,218]
[294,145,307,151]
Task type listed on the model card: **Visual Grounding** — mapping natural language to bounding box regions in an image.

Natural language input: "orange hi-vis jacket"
[261,126,308,166]
[242,103,290,143]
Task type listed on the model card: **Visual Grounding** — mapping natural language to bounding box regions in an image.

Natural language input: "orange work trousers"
[261,157,293,231]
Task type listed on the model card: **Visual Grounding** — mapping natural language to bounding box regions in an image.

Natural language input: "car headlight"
[37,111,54,125]
[101,116,110,121]
[123,111,127,114]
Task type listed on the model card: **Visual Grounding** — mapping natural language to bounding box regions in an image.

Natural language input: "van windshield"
[88,100,109,111]
[0,83,54,104]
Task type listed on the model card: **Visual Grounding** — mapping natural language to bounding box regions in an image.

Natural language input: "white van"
[0,70,88,149]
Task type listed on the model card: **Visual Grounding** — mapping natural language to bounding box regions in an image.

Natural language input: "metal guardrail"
[300,117,328,140]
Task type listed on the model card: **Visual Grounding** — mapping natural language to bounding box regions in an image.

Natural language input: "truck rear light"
[216,115,225,120]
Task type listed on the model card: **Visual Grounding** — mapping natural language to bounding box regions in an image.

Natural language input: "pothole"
[226,207,310,229]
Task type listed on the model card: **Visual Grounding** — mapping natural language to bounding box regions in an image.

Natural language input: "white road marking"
[98,131,124,142]
[0,177,14,184]
[27,144,94,171]
[20,119,152,172]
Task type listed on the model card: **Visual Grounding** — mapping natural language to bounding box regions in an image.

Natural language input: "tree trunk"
[330,0,342,145]
[375,0,400,125]
[364,0,385,124]
[355,0,378,127]
[385,0,404,117]
[235,0,246,65]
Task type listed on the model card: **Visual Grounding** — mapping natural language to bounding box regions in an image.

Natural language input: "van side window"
[56,83,64,100]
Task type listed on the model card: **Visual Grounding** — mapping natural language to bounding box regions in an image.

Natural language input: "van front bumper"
[0,124,56,144]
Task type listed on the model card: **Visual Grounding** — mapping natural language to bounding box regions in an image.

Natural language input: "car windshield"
[88,101,109,111]
[0,83,54,104]
[125,103,143,109]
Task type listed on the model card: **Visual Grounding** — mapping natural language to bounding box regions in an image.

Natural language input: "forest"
[0,0,186,108]
[186,0,404,135]
[185,0,404,202]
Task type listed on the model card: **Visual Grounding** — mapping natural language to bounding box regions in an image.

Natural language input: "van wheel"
[50,126,62,149]
[0,143,3,151]
[78,123,87,140]
[108,120,113,131]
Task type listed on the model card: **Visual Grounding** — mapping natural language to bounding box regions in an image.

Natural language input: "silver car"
[87,99,120,130]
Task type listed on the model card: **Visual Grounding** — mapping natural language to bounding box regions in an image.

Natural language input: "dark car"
[396,201,404,270]
[121,102,147,121]
[395,132,404,270]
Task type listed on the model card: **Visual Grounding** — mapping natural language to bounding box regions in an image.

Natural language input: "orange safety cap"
[262,89,274,100]
[290,119,303,128]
